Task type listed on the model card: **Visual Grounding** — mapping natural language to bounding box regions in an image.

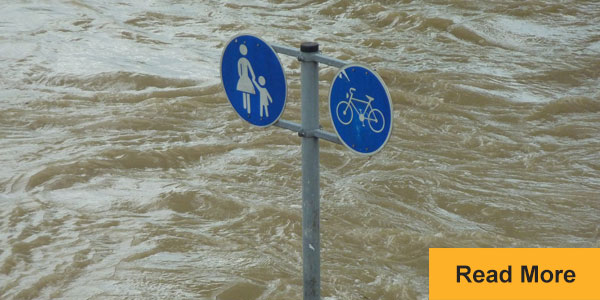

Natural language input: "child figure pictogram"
[254,76,273,118]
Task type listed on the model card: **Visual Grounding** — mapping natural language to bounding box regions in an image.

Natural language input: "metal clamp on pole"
[300,41,320,300]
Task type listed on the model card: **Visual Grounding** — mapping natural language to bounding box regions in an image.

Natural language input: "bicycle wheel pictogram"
[367,109,385,133]
[336,101,353,125]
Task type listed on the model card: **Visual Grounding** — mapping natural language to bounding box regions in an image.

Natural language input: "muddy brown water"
[1,1,599,299]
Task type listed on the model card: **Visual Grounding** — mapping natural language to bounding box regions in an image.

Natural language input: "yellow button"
[429,248,600,300]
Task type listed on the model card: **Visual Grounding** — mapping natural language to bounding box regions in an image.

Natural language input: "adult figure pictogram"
[236,44,256,114]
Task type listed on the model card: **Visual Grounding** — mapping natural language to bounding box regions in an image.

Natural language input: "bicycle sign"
[329,64,392,155]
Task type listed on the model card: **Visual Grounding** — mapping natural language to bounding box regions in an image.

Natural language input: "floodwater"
[1,0,599,299]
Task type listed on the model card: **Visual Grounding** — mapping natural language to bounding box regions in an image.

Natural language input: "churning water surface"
[1,0,599,299]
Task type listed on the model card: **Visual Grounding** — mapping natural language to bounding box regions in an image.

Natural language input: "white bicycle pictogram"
[336,87,385,133]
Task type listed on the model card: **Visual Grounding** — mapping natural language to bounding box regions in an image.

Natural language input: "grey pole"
[300,41,320,300]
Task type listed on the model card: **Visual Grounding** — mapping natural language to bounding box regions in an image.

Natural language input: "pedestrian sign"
[221,34,287,127]
[329,64,393,155]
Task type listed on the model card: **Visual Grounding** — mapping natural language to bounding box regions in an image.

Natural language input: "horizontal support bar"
[274,119,342,145]
[271,44,300,59]
[274,118,302,132]
[312,128,342,145]
[271,44,348,68]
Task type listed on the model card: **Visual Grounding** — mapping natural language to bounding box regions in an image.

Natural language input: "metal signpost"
[220,34,392,300]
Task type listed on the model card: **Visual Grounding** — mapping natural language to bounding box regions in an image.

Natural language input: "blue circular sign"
[221,34,287,127]
[329,64,393,155]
